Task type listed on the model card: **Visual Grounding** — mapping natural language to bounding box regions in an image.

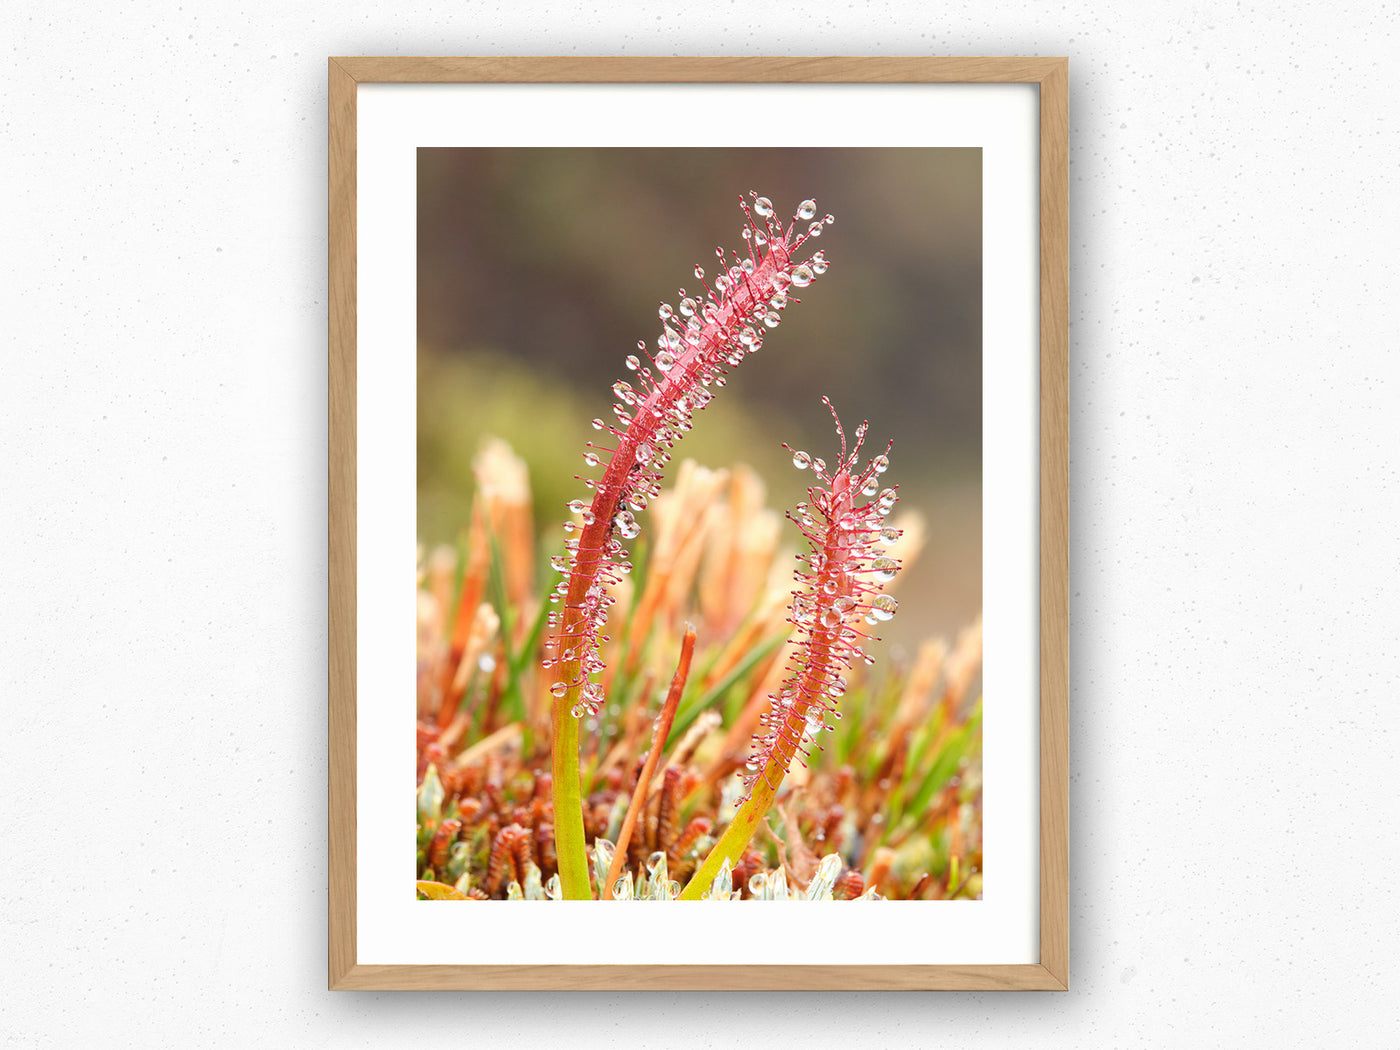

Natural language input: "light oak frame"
[329,56,1068,991]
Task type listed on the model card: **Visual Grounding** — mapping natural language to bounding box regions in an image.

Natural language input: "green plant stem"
[550,700,591,898]
[677,753,785,899]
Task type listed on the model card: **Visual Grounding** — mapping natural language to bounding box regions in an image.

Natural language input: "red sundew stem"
[551,200,827,899]
[600,625,695,900]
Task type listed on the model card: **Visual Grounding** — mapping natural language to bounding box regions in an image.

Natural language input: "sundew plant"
[416,193,984,903]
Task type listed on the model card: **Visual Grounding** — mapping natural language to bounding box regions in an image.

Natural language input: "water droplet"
[810,251,829,274]
[753,196,774,217]
[738,326,757,347]
[881,526,901,544]
[821,579,839,596]
[754,230,768,247]
[655,350,676,372]
[792,451,811,469]
[790,264,814,287]
[679,296,697,318]
[571,703,585,718]
[550,554,568,572]
[551,681,567,697]
[741,258,755,274]
[870,594,898,621]
[861,478,879,496]
[770,290,788,309]
[583,451,600,466]
[872,454,889,474]
[635,442,654,464]
[827,677,847,698]
[581,509,595,524]
[693,264,705,280]
[764,309,781,329]
[715,274,731,295]
[625,354,640,370]
[813,458,827,473]
[613,511,641,539]
[807,222,823,237]
[658,303,673,321]
[796,199,817,220]
[568,499,587,513]
[821,608,842,629]
[872,557,898,582]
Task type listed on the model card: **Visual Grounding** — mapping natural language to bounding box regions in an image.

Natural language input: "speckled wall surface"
[3,3,1397,1046]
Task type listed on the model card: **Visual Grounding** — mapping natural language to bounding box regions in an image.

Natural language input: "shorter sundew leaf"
[739,399,903,804]
[679,402,904,899]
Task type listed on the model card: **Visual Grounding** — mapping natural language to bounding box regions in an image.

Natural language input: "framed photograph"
[329,56,1067,990]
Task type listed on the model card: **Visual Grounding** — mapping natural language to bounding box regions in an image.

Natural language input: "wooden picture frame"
[329,56,1067,991]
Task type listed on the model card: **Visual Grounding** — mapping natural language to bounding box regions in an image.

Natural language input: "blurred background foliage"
[418,147,981,643]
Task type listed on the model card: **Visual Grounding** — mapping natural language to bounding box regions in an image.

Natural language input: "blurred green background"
[417,147,982,644]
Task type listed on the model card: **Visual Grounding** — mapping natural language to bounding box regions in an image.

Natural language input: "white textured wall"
[3,2,1397,1045]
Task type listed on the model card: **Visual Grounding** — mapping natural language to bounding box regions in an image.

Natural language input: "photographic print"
[414,148,984,903]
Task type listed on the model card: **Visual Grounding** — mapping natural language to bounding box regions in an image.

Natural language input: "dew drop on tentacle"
[790,264,815,288]
[792,450,811,469]
[753,195,774,217]
[796,199,817,220]
[872,557,899,582]
[868,594,898,622]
